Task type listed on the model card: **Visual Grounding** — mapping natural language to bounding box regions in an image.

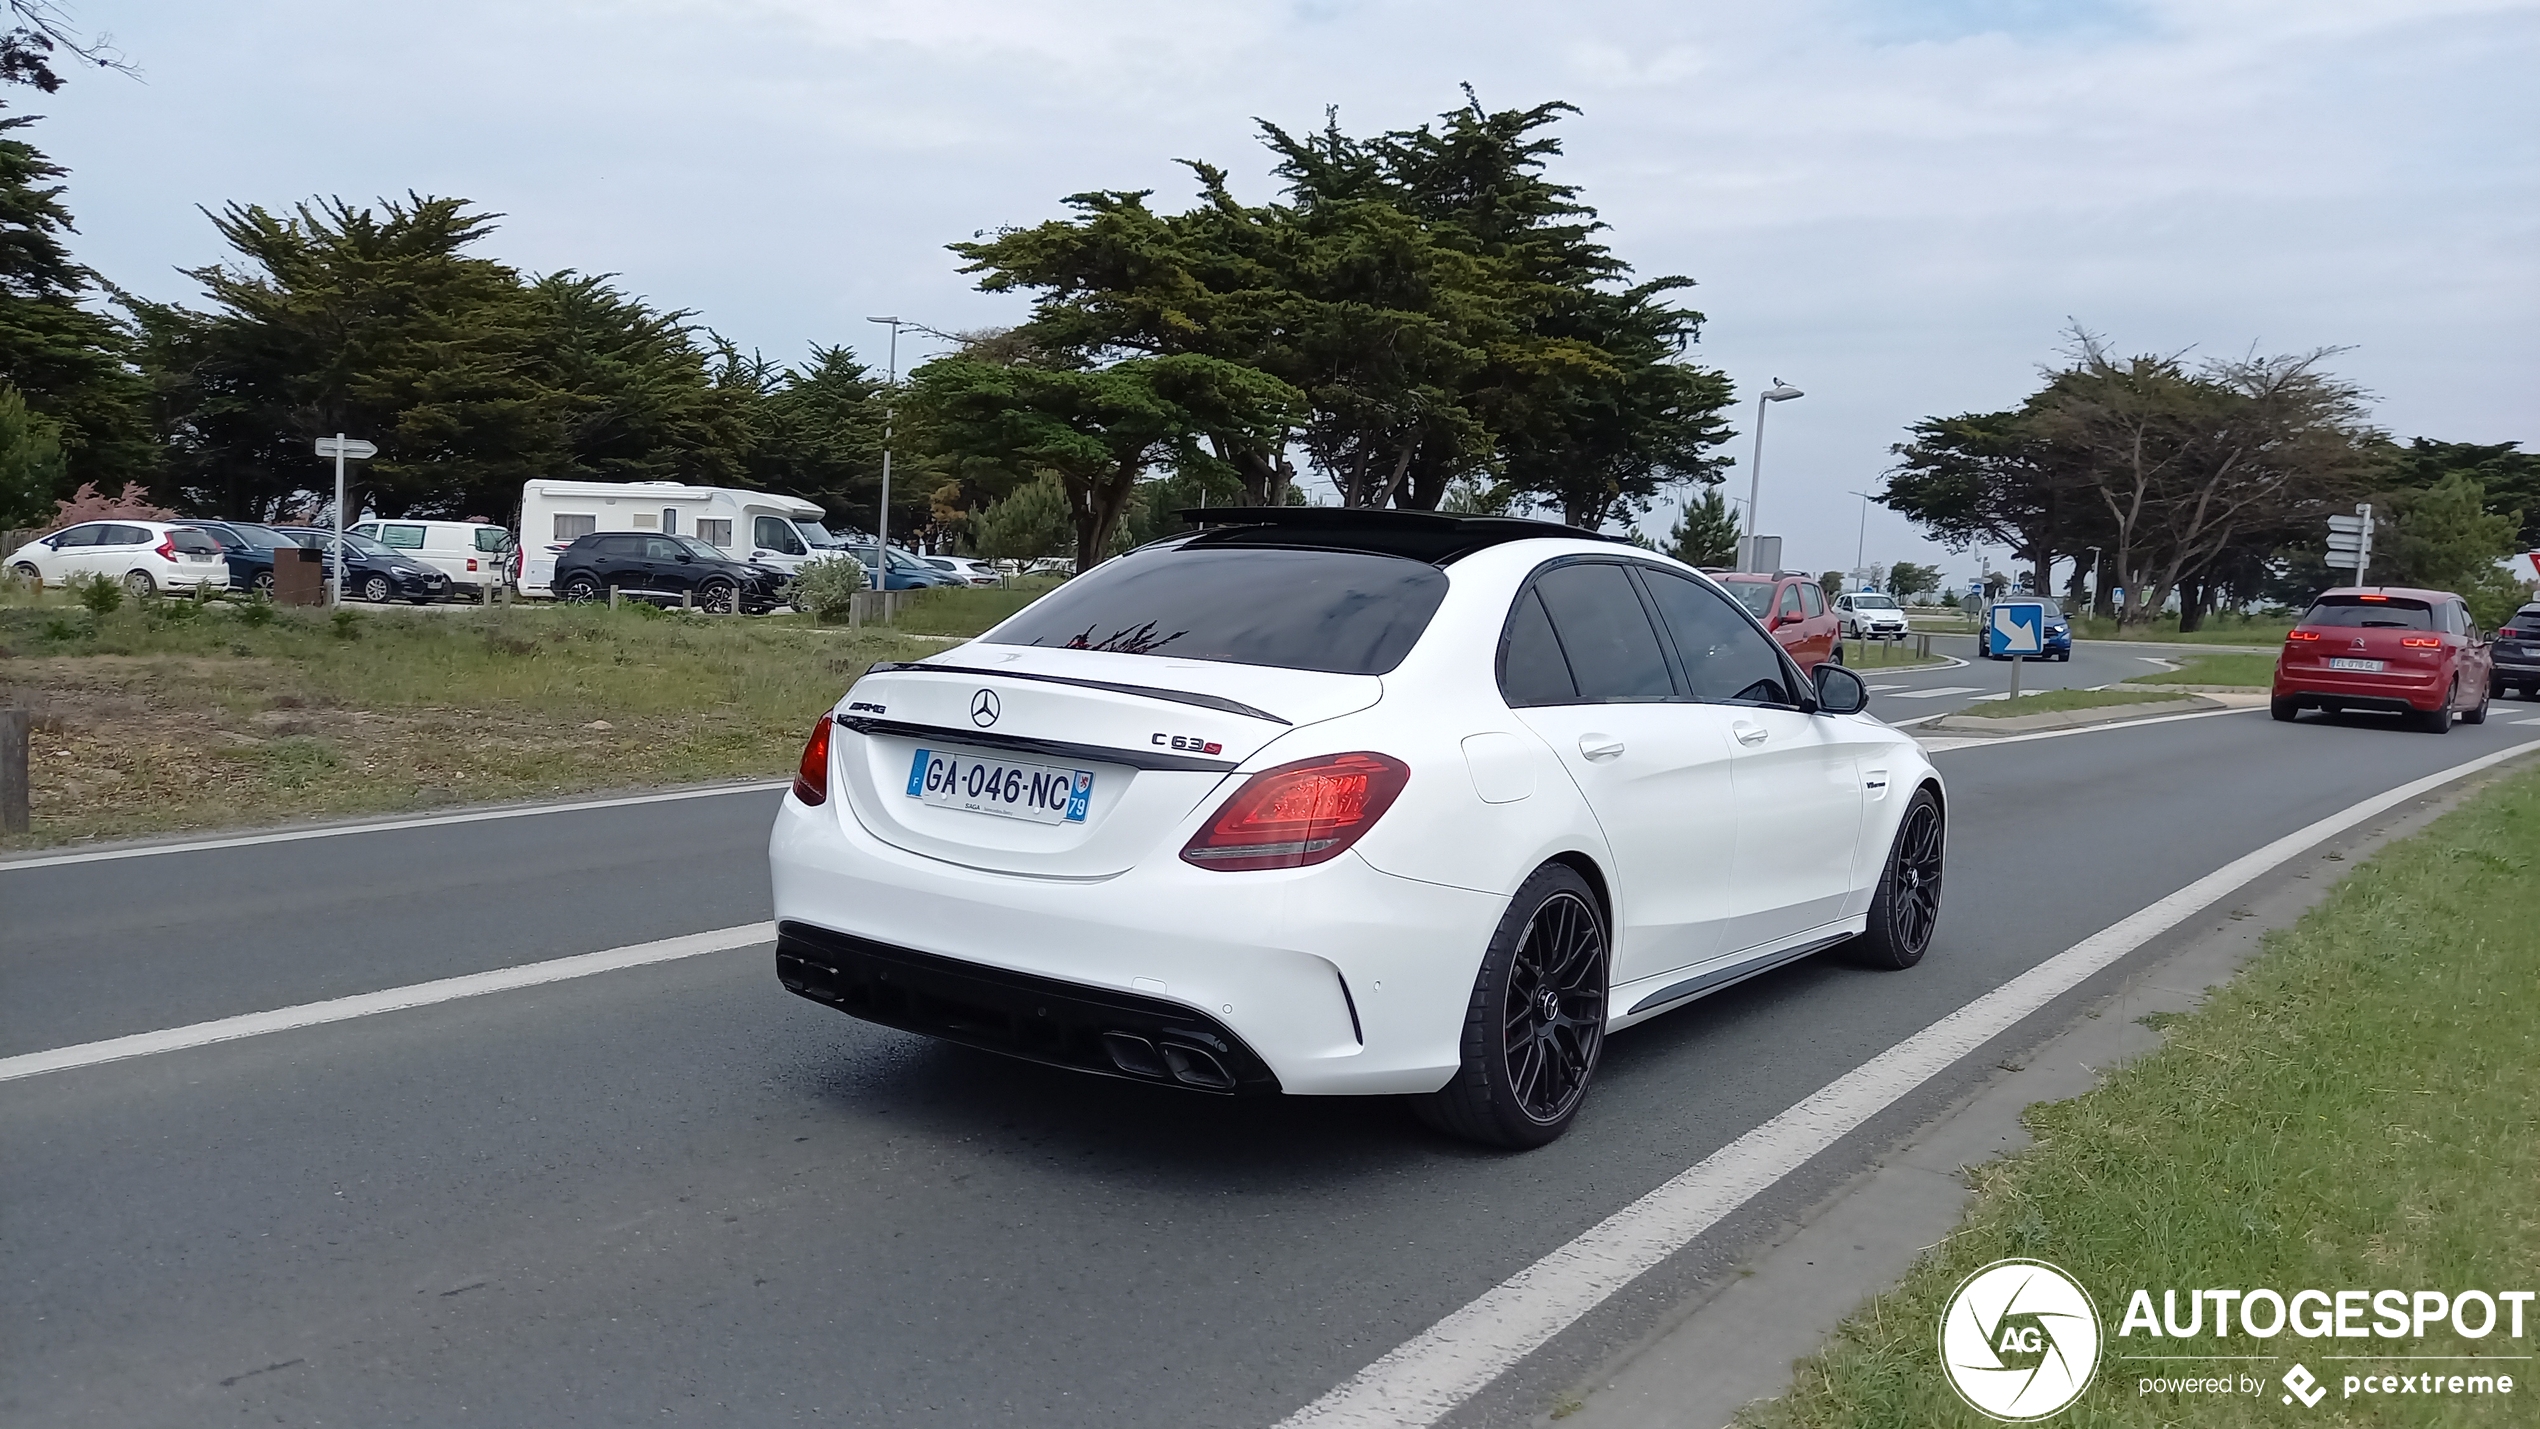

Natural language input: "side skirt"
[1609,922,1866,1027]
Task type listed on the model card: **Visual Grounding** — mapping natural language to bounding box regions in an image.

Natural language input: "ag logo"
[969,690,1001,727]
[1938,1258,2101,1421]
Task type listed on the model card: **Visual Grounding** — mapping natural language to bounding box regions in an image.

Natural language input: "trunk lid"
[832,645,1382,877]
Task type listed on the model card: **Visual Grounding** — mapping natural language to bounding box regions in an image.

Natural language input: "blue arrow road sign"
[1987,600,2048,658]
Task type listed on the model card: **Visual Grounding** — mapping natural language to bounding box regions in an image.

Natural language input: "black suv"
[2493,603,2540,700]
[551,533,787,613]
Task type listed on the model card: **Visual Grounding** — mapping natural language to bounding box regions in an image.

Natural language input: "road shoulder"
[1546,754,2536,1429]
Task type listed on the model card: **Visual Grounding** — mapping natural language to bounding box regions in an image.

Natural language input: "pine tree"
[1666,487,1740,567]
[0,111,150,499]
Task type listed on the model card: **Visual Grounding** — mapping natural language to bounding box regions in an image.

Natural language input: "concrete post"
[1,707,28,834]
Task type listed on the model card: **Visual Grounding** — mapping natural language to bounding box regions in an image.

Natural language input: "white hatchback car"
[769,510,1945,1147]
[1835,590,1911,642]
[7,520,233,596]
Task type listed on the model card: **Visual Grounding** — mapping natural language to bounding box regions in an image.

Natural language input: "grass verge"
[2126,652,2279,688]
[2074,613,2292,646]
[0,599,941,848]
[1742,762,2540,1428]
[1950,688,2186,718]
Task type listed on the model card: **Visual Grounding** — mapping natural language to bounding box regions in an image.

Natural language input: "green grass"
[0,599,942,848]
[2073,612,2292,646]
[887,576,1064,636]
[1742,764,2540,1428]
[2124,652,2280,688]
[1948,687,2185,719]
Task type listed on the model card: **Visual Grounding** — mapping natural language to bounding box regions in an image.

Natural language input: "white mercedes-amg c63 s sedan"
[769,508,1945,1147]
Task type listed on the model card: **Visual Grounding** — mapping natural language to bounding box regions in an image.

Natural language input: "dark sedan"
[551,532,787,613]
[275,528,454,604]
[2492,603,2540,700]
[174,520,305,594]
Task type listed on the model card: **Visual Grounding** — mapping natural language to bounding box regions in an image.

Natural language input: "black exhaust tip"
[1160,1041,1236,1090]
[1101,1032,1167,1079]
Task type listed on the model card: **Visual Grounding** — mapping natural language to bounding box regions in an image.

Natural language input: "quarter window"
[1523,562,1675,702]
[1499,588,1577,705]
[1638,569,1797,705]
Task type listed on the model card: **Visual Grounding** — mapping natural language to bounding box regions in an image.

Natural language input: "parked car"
[7,520,231,596]
[348,519,513,595]
[850,544,966,590]
[1834,590,1910,642]
[1977,597,2072,661]
[549,531,788,612]
[2492,603,2540,699]
[2272,587,2493,732]
[1714,572,1842,670]
[172,520,305,594]
[772,507,1942,1148]
[274,528,456,604]
[922,555,1004,587]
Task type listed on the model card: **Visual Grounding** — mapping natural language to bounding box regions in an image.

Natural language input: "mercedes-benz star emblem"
[970,690,1001,727]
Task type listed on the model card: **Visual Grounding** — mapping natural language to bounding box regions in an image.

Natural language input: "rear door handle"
[1578,734,1625,760]
[1733,723,1769,746]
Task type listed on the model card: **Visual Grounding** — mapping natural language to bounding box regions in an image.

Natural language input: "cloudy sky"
[28,0,2539,582]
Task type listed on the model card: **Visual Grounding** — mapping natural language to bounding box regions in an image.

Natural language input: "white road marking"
[0,922,776,1083]
[1275,740,2540,1429]
[1866,684,1908,692]
[2515,717,2540,727]
[1884,685,1980,700]
[0,782,790,873]
[1915,704,2254,750]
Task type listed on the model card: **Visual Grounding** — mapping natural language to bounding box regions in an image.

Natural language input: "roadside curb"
[2121,682,2272,695]
[1547,750,2540,1429]
[1924,695,2216,734]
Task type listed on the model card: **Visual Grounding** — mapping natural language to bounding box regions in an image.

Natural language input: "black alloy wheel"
[559,572,602,602]
[1850,788,1944,970]
[1417,864,1608,1149]
[361,573,392,603]
[697,579,737,614]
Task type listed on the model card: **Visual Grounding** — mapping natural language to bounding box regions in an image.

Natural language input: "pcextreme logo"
[1939,1259,2103,1421]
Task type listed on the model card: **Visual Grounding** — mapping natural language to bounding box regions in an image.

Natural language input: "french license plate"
[906,748,1092,825]
[2328,657,2384,672]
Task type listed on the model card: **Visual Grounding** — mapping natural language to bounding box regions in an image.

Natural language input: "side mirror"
[675,552,693,563]
[1813,663,1868,716]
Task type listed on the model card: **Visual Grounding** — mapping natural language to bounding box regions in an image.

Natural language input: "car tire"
[2462,686,2489,725]
[360,574,392,603]
[2271,697,2300,722]
[1848,788,1944,971]
[2056,651,2070,662]
[1414,864,1608,1150]
[697,580,737,614]
[10,561,40,589]
[122,569,156,597]
[1830,643,1845,667]
[2418,691,2454,734]
[559,573,602,603]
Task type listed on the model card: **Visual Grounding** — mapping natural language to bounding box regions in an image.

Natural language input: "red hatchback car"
[2272,587,2494,732]
[1715,572,1843,671]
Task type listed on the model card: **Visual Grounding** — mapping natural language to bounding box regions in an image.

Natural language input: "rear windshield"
[169,530,222,554]
[2303,597,2433,629]
[983,545,1449,675]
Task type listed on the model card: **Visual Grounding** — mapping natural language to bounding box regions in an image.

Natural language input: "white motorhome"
[514,480,846,596]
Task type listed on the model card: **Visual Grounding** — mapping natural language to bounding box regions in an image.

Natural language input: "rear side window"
[104,525,150,546]
[2303,597,2433,630]
[379,524,426,548]
[1500,589,1575,704]
[1639,569,1796,705]
[1527,563,1674,701]
[984,546,1449,676]
[475,527,511,552]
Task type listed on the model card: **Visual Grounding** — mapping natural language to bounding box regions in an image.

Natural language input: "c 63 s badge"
[1940,1258,2102,1421]
[1153,733,1223,755]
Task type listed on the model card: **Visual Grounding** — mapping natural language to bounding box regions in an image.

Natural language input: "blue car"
[1979,598,2073,661]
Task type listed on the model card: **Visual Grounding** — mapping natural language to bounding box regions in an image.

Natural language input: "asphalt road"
[1844,631,2205,718]
[8,690,2539,1428]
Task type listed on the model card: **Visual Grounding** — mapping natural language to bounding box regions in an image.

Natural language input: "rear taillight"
[2286,630,2319,641]
[793,713,833,805]
[1181,752,1410,872]
[154,535,175,561]
[2400,636,2442,648]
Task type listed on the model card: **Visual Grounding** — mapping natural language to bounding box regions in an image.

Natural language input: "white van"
[514,480,844,596]
[348,519,515,594]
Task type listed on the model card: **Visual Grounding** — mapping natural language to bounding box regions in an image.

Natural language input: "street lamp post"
[865,317,910,592]
[1847,489,1874,584]
[1740,380,1804,571]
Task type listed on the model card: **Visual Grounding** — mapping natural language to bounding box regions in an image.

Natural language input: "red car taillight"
[154,535,176,561]
[792,713,833,805]
[2400,636,2442,648]
[1181,752,1410,872]
[2286,629,2319,641]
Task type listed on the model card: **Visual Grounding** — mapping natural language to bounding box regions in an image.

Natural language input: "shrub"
[330,608,362,640]
[67,571,121,615]
[233,596,276,627]
[791,555,871,623]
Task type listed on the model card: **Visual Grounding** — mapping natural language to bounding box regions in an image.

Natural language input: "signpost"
[2326,504,2373,584]
[312,435,377,606]
[1987,598,2049,701]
